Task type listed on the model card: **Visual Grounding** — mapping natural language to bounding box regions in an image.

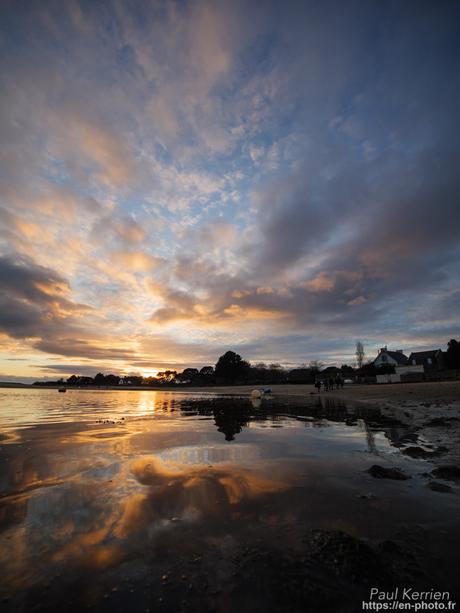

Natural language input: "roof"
[408,350,441,362]
[375,350,408,365]
[387,351,408,364]
[409,350,440,358]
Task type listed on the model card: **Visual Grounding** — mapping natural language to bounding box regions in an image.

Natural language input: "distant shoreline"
[1,380,459,406]
[0,382,194,391]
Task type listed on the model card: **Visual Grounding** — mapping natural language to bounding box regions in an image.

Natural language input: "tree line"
[33,351,351,387]
[32,339,460,388]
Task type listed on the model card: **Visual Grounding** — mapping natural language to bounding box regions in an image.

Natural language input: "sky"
[1,0,460,382]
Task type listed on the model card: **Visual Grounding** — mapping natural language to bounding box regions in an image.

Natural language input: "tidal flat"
[0,388,459,612]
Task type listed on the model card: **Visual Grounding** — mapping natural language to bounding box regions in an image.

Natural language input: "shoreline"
[2,379,459,403]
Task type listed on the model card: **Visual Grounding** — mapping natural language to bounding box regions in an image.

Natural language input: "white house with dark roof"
[373,347,408,368]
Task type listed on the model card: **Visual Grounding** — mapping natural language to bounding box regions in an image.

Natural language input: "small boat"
[58,388,66,393]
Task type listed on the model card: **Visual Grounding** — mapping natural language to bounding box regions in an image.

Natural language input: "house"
[408,349,444,371]
[373,347,408,368]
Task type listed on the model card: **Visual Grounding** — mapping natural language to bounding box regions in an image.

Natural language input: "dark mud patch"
[427,481,452,493]
[425,417,460,428]
[367,465,410,480]
[229,530,425,613]
[402,445,448,459]
[430,465,460,482]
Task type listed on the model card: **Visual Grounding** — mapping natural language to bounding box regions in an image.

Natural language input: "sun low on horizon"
[1,0,460,383]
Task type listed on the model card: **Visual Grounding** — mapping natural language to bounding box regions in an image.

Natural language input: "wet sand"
[168,380,460,406]
[0,387,459,612]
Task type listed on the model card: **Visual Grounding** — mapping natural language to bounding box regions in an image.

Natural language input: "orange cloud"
[110,250,165,272]
[301,272,335,292]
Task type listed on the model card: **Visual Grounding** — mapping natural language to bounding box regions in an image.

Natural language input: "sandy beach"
[1,383,460,611]
[169,380,460,406]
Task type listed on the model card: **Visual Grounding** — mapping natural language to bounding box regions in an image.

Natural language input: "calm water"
[0,389,459,612]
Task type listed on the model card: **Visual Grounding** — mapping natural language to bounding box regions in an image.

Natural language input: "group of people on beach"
[315,376,344,393]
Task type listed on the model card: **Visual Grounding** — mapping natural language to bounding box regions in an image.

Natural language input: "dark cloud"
[0,254,89,338]
[33,339,137,361]
[34,364,123,377]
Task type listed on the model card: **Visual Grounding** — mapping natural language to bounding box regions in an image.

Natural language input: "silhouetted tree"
[268,363,286,383]
[200,366,214,376]
[176,368,199,384]
[355,341,365,369]
[94,372,106,385]
[215,351,250,383]
[288,368,314,383]
[122,375,143,385]
[104,374,120,386]
[446,339,460,369]
[157,370,177,384]
[308,360,324,374]
[182,368,199,378]
[66,375,95,386]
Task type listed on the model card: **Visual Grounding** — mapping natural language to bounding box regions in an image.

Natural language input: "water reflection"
[0,389,459,611]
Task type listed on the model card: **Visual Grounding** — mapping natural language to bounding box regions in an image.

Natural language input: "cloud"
[0,254,90,339]
[109,251,165,272]
[33,339,137,361]
[1,0,460,379]
[34,363,123,377]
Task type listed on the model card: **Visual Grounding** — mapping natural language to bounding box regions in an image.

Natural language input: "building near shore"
[408,349,445,371]
[373,347,408,368]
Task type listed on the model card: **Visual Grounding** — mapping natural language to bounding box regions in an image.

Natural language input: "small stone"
[402,446,433,459]
[428,481,452,493]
